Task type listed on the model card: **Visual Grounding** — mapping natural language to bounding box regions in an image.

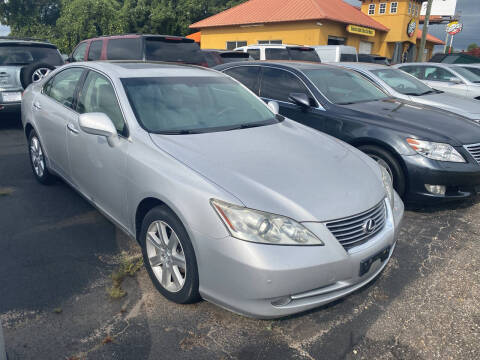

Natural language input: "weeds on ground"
[107,252,143,299]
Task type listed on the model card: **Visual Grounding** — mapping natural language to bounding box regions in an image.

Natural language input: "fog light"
[425,184,446,195]
[271,296,292,307]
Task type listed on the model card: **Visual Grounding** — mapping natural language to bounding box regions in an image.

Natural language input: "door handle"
[33,102,42,110]
[67,123,79,134]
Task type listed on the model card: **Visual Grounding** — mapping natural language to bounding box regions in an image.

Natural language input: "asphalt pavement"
[0,113,479,360]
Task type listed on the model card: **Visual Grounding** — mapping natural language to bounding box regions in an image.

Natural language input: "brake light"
[164,37,182,41]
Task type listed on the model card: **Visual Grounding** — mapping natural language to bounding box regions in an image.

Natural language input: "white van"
[313,45,358,62]
[235,44,321,62]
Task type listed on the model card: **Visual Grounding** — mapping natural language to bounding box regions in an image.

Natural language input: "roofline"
[0,36,52,44]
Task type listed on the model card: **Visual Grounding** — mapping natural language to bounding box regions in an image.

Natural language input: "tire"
[20,62,55,88]
[28,130,55,185]
[358,144,406,197]
[140,205,200,304]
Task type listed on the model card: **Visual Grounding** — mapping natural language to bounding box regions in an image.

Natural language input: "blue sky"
[0,1,478,49]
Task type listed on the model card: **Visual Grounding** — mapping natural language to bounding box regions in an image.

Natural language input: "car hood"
[340,98,480,145]
[412,92,480,120]
[0,66,22,91]
[150,120,385,222]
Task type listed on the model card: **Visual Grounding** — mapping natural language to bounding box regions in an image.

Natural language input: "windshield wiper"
[158,129,201,135]
[404,90,435,96]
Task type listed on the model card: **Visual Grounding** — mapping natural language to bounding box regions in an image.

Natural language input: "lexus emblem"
[362,219,376,234]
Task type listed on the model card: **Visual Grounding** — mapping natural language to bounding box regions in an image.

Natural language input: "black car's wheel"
[140,205,200,304]
[28,130,55,185]
[20,63,55,88]
[358,145,406,197]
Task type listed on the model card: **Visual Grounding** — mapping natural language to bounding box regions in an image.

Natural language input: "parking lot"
[0,114,479,360]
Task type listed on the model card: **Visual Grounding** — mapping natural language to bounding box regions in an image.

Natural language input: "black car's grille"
[464,143,480,164]
[326,200,386,250]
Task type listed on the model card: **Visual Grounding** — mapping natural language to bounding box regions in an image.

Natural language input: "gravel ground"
[0,114,478,360]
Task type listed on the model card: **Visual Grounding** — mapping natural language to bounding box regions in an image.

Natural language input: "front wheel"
[28,130,55,185]
[358,145,406,197]
[139,206,200,304]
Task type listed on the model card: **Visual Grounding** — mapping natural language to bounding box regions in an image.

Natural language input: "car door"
[258,66,325,131]
[422,65,469,96]
[67,69,130,225]
[33,67,85,180]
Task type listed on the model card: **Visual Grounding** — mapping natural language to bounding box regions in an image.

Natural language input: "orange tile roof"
[417,30,445,45]
[186,31,201,43]
[190,0,389,31]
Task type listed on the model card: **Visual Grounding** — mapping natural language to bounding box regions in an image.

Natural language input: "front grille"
[326,200,386,250]
[464,143,480,165]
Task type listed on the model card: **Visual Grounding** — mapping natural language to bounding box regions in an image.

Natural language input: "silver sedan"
[21,62,404,318]
[337,62,480,121]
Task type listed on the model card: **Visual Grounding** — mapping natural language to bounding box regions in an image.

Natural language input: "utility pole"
[417,0,434,61]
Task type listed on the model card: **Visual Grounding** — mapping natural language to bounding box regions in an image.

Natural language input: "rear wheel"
[28,130,55,185]
[358,145,406,197]
[140,205,200,304]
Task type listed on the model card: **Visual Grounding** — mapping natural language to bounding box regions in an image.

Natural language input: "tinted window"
[72,42,87,62]
[247,49,260,60]
[424,66,456,82]
[87,40,102,61]
[106,38,142,60]
[145,38,205,64]
[452,67,480,83]
[371,68,432,96]
[203,52,220,67]
[47,68,84,108]
[122,77,276,133]
[260,68,310,103]
[219,52,250,63]
[77,71,126,136]
[224,66,260,94]
[288,48,320,62]
[265,48,290,60]
[0,44,63,66]
[462,67,480,77]
[304,68,388,104]
[399,66,425,79]
[340,53,358,62]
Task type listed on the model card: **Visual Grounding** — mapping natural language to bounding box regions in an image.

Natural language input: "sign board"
[421,0,457,17]
[346,25,375,37]
[446,21,463,35]
[407,19,417,37]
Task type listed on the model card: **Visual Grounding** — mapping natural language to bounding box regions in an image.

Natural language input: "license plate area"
[1,92,22,103]
[359,246,390,277]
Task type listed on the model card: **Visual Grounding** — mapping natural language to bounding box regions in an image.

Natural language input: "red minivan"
[68,34,208,66]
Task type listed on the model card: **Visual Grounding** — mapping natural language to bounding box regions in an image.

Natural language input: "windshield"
[122,76,278,134]
[303,68,388,104]
[371,68,433,96]
[0,44,63,66]
[453,66,480,83]
[145,38,206,65]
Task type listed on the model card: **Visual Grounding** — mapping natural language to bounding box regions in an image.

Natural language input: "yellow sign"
[346,25,375,37]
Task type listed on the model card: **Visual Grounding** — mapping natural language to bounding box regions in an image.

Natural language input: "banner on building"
[346,25,375,37]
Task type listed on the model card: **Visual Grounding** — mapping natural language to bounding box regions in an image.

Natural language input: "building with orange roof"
[190,0,443,62]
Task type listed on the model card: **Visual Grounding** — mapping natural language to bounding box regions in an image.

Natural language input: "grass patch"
[107,252,143,299]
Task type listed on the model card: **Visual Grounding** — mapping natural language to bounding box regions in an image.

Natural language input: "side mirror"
[267,101,279,115]
[289,93,311,108]
[78,113,119,147]
[449,77,463,84]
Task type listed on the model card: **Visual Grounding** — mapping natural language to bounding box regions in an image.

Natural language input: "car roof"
[68,61,222,78]
[0,38,56,47]
[216,60,338,71]
[334,62,389,71]
[82,34,193,42]
[237,44,313,49]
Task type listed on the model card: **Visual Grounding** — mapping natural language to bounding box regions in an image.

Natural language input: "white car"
[313,45,358,62]
[235,44,320,62]
[453,63,480,78]
[394,62,480,100]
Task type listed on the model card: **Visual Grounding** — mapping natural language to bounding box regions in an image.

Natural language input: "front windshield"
[303,68,388,104]
[122,76,277,134]
[453,66,480,83]
[371,68,433,96]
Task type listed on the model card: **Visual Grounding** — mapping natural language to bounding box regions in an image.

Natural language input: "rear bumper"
[0,102,21,113]
[195,194,404,319]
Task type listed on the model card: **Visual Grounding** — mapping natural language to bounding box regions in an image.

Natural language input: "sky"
[0,0,478,49]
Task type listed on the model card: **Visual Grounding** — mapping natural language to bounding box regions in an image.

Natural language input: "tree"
[467,43,479,51]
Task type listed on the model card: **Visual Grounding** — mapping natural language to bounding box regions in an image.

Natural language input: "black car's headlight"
[407,138,465,163]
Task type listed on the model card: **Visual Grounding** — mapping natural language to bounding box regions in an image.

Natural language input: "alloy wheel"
[146,221,187,293]
[30,136,45,178]
[32,68,51,83]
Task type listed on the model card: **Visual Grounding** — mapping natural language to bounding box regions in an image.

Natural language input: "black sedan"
[215,61,480,203]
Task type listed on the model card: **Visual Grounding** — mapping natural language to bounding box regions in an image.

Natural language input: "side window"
[46,68,84,109]
[424,67,456,82]
[43,77,54,96]
[260,67,312,104]
[72,42,87,62]
[87,40,103,61]
[106,38,142,60]
[400,66,424,79]
[265,48,290,60]
[247,49,260,60]
[77,71,126,136]
[224,66,260,94]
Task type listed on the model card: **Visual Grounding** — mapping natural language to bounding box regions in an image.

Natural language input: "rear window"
[145,37,205,65]
[219,52,250,63]
[0,43,63,66]
[265,48,290,60]
[288,48,321,62]
[340,53,358,62]
[106,38,142,60]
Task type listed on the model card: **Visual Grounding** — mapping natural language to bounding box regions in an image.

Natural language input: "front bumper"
[195,195,404,319]
[402,152,480,203]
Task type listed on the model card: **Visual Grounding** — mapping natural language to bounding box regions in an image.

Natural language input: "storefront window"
[226,41,247,50]
[390,2,398,14]
[379,3,387,14]
[368,4,375,15]
[258,40,282,45]
[328,36,346,45]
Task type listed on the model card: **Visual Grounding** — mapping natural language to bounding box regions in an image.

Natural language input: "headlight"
[406,138,465,163]
[211,199,324,246]
[380,166,394,208]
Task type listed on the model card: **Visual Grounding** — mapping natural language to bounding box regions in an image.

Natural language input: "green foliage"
[467,43,479,52]
[0,0,247,53]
